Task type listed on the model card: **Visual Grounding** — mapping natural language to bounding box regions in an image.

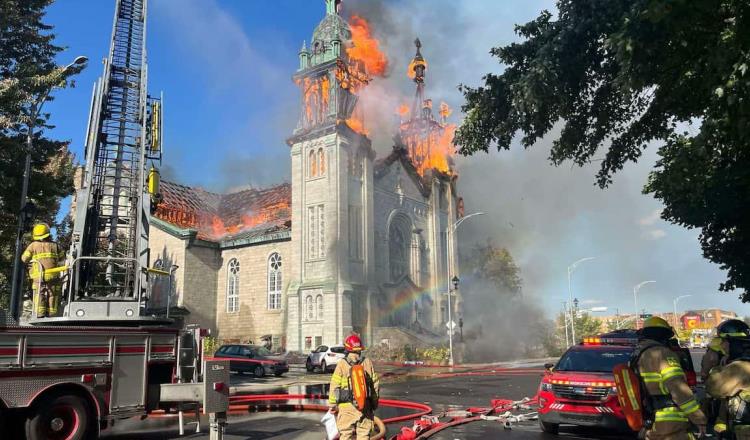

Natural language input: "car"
[537,330,697,435]
[306,345,346,373]
[214,344,289,377]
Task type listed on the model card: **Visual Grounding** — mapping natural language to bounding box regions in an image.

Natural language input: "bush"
[203,336,218,357]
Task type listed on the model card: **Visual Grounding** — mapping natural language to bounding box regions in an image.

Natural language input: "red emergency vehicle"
[537,330,696,435]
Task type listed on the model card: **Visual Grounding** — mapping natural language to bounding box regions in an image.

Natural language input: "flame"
[439,101,452,120]
[400,120,457,176]
[407,57,427,80]
[300,75,331,128]
[397,104,410,117]
[344,116,368,135]
[204,201,291,240]
[347,15,388,77]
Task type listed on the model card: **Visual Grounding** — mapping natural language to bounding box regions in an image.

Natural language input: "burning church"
[149,0,463,352]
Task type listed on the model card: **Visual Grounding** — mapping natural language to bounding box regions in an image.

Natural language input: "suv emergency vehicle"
[537,330,696,435]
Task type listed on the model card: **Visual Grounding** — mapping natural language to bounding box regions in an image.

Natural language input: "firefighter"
[20,223,66,317]
[702,320,749,381]
[706,350,750,439]
[635,316,706,439]
[328,334,380,440]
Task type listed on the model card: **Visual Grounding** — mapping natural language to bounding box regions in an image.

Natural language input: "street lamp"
[8,55,88,320]
[673,295,691,329]
[633,280,656,329]
[444,211,484,366]
[446,276,459,367]
[567,257,596,346]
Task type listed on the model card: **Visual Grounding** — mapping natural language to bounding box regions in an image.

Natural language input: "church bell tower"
[285,0,376,351]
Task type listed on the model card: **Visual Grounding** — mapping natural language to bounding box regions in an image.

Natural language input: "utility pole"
[567,257,595,346]
[633,280,655,329]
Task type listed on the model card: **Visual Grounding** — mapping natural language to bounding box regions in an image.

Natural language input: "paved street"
[100,351,707,440]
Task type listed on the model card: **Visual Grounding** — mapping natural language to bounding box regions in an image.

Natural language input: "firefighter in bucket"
[328,334,380,439]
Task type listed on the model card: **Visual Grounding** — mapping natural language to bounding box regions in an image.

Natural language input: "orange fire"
[347,15,388,77]
[300,75,331,128]
[439,101,452,120]
[344,116,368,136]
[206,201,291,239]
[397,104,410,117]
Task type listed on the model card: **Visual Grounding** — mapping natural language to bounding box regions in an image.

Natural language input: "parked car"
[306,345,346,373]
[214,344,289,377]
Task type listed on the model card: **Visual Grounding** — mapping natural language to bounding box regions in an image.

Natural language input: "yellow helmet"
[643,316,671,329]
[32,223,50,241]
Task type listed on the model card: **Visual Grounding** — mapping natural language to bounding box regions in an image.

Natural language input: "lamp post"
[633,280,656,329]
[567,257,596,346]
[8,56,88,320]
[562,301,570,348]
[447,276,459,367]
[443,211,484,366]
[673,295,691,329]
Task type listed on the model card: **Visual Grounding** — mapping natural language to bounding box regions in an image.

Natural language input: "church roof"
[374,145,454,197]
[155,180,291,243]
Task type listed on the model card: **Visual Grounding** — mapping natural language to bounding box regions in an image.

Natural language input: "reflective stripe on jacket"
[636,340,707,426]
[21,241,65,280]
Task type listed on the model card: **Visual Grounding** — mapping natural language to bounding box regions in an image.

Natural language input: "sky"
[40,0,750,319]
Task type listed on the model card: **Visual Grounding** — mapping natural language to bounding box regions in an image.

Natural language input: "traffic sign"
[447,329,457,336]
[446,320,457,330]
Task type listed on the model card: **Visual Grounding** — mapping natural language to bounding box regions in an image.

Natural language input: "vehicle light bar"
[581,336,637,346]
[549,379,616,387]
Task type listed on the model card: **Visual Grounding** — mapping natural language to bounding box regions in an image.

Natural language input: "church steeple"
[325,0,342,15]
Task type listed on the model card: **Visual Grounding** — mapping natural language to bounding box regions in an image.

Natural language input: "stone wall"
[215,240,291,347]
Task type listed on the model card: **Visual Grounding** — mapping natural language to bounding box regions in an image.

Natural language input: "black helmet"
[717,319,750,338]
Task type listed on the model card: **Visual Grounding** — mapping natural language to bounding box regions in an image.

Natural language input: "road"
[101,351,707,440]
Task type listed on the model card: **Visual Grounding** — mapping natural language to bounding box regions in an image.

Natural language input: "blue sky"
[40,0,750,319]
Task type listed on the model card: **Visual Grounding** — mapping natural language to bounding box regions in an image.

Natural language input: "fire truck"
[0,1,228,439]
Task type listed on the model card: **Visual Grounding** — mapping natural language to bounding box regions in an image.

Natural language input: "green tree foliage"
[0,0,82,304]
[462,242,522,294]
[554,311,603,348]
[455,0,750,300]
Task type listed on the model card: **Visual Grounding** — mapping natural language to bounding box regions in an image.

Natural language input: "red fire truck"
[1,1,229,438]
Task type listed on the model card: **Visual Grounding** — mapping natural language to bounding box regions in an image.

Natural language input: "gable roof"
[155,180,291,242]
[374,145,454,197]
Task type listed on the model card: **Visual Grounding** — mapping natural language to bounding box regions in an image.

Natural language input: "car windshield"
[255,347,273,356]
[330,347,346,354]
[555,348,631,373]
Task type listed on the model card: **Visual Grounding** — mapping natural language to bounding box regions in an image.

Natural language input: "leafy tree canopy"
[0,0,82,302]
[462,242,522,294]
[456,0,750,300]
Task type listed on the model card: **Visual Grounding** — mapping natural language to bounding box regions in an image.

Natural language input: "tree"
[554,311,602,348]
[0,0,82,306]
[461,242,522,294]
[455,0,750,300]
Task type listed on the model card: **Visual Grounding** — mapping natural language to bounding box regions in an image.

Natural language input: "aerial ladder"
[35,0,165,324]
[1,2,229,438]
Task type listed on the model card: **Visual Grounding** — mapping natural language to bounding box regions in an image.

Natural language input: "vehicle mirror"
[544,362,554,371]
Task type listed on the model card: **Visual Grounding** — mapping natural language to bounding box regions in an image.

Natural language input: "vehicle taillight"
[686,371,697,387]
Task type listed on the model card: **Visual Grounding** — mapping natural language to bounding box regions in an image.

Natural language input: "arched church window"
[316,294,324,320]
[389,216,411,281]
[318,148,326,175]
[309,150,318,177]
[226,258,240,313]
[305,295,315,321]
[268,253,282,310]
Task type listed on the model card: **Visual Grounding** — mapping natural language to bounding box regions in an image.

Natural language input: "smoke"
[338,0,741,350]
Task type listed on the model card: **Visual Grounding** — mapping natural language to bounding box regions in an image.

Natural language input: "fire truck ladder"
[49,0,164,324]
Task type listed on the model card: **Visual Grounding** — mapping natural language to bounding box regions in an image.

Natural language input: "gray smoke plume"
[340,0,739,357]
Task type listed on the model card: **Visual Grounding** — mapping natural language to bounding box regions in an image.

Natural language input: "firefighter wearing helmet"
[328,334,380,439]
[703,319,750,437]
[20,223,66,317]
[634,316,706,439]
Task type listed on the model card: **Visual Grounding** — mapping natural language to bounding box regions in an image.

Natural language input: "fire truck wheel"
[26,393,93,440]
[253,365,265,378]
[538,418,559,435]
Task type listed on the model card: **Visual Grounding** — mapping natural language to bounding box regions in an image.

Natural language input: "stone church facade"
[149,0,461,352]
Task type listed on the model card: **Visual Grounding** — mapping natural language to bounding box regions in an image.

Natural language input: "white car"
[306,345,346,373]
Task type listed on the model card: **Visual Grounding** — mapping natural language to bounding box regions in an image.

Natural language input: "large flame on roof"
[347,15,388,77]
[400,101,457,176]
